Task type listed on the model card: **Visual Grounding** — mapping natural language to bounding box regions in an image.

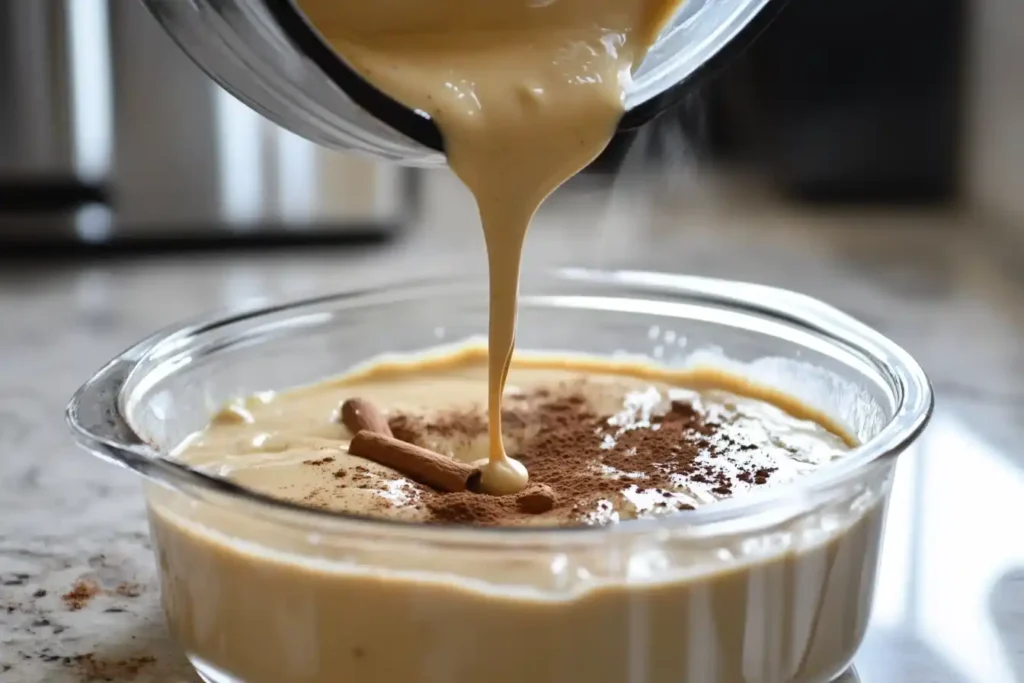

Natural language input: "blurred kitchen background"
[1,0,1020,250]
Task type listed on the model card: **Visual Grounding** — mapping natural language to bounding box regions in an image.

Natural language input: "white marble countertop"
[1,172,1023,682]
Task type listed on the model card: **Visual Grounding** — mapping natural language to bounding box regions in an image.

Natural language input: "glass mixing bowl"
[67,269,932,683]
[141,0,786,165]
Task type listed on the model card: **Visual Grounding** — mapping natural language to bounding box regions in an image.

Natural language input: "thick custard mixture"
[178,350,852,526]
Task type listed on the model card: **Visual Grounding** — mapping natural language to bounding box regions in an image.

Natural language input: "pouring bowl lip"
[260,0,790,150]
[66,268,933,548]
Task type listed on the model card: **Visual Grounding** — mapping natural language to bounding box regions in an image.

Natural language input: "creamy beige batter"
[151,349,887,683]
[180,349,852,525]
[297,0,680,494]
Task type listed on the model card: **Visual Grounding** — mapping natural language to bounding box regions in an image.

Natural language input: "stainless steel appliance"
[0,0,414,247]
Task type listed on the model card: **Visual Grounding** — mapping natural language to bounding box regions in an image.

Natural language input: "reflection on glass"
[862,410,1024,683]
[917,415,1024,683]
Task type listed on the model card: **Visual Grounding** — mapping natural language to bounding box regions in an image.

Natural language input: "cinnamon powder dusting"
[62,580,100,611]
[75,653,156,681]
[385,384,785,526]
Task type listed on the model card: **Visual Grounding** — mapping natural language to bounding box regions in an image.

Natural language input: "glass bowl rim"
[66,268,933,544]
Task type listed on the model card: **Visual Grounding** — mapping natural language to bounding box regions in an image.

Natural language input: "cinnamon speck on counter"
[62,580,100,611]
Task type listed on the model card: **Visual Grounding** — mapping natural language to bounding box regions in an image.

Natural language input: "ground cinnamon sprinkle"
[388,414,426,445]
[426,491,514,524]
[390,411,488,443]
[73,653,156,681]
[3,651,157,682]
[378,380,786,526]
[59,578,146,612]
[515,392,716,510]
[62,580,100,611]
[430,410,489,440]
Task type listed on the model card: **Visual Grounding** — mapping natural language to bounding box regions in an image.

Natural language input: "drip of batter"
[297,0,679,494]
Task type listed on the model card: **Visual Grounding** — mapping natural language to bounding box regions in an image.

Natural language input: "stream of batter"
[297,0,680,494]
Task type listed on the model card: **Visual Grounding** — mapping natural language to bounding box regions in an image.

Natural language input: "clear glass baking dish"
[67,269,932,683]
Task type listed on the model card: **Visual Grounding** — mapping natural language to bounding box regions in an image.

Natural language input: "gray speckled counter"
[1,172,1022,683]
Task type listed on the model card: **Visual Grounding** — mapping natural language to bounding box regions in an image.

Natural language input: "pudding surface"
[178,348,853,526]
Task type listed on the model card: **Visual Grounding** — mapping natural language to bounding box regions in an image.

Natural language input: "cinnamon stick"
[340,398,393,438]
[348,430,481,493]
